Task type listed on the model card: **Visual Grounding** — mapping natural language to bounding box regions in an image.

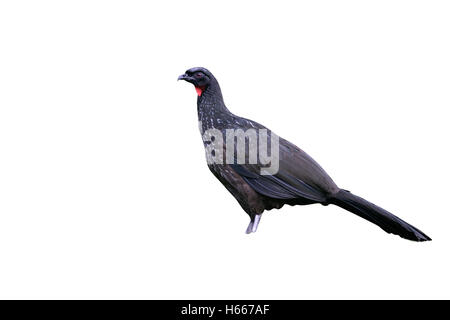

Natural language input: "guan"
[178,67,431,241]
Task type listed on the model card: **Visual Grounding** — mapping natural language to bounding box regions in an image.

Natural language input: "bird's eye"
[196,73,202,78]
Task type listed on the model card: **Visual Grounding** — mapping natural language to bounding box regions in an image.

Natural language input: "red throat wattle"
[195,86,205,96]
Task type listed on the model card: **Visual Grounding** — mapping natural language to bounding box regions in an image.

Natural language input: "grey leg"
[246,221,254,234]
[245,214,262,234]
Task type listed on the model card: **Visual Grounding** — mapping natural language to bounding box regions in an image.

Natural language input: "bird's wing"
[228,136,338,203]
[230,163,326,201]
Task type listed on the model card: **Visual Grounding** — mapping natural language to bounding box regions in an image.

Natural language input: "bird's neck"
[197,81,232,131]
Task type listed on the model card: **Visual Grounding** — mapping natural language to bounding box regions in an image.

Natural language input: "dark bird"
[178,67,431,242]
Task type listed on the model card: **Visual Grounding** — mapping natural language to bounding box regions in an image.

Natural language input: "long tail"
[329,189,431,242]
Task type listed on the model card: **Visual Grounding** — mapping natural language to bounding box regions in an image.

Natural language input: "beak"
[178,73,194,83]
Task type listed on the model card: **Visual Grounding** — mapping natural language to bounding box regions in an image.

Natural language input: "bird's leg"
[245,214,262,234]
[245,221,254,234]
[252,214,261,233]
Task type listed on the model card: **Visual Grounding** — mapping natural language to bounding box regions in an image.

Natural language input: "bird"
[178,67,431,242]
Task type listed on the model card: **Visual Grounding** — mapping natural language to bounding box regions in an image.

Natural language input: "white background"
[0,1,449,299]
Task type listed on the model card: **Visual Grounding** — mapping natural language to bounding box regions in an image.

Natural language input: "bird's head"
[178,67,215,96]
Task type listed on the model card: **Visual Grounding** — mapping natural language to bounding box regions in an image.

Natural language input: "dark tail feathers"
[329,189,431,242]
